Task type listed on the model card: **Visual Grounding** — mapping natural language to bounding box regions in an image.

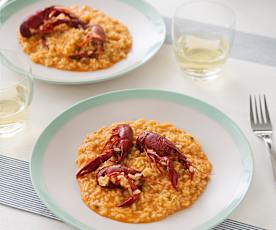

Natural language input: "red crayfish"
[96,165,144,207]
[76,124,133,178]
[136,131,194,189]
[20,5,106,59]
[19,6,87,38]
[70,24,106,60]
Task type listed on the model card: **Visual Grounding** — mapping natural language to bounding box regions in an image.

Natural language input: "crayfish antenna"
[190,164,209,178]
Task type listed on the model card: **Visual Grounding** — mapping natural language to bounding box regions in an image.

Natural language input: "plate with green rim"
[0,0,165,84]
[31,89,253,230]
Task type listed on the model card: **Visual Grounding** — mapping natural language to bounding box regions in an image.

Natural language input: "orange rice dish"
[18,5,132,71]
[75,119,212,223]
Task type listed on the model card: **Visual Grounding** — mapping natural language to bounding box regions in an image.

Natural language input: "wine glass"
[0,49,33,137]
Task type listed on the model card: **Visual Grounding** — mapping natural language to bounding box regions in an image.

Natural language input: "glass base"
[0,122,25,137]
[182,67,222,81]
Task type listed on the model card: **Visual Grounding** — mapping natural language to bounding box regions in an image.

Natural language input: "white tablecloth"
[1,0,276,229]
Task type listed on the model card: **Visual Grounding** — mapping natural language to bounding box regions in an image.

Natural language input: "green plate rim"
[31,89,253,230]
[0,0,166,85]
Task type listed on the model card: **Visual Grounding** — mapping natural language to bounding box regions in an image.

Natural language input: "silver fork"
[250,95,276,179]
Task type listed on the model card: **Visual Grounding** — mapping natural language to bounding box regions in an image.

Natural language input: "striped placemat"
[0,154,266,230]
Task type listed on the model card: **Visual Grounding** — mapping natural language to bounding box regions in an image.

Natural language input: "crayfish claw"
[117,192,140,207]
[76,124,133,178]
[76,150,113,178]
[165,157,179,190]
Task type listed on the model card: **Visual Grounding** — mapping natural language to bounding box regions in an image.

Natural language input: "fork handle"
[263,139,276,180]
[269,150,276,180]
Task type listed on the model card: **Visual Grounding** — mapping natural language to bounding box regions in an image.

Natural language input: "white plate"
[31,89,253,230]
[0,0,165,84]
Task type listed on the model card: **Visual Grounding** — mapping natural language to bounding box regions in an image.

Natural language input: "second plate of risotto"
[0,0,165,84]
[31,89,253,230]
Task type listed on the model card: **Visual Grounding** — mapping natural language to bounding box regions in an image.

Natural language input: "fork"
[250,95,276,179]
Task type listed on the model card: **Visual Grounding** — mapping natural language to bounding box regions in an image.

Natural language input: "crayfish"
[70,24,106,60]
[19,6,86,38]
[19,6,106,59]
[136,131,194,189]
[96,165,144,207]
[76,124,133,178]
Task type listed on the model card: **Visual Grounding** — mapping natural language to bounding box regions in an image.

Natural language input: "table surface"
[1,0,276,229]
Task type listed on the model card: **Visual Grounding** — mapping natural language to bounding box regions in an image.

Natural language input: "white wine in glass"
[172,1,235,80]
[0,50,33,137]
[174,35,229,78]
[0,85,30,126]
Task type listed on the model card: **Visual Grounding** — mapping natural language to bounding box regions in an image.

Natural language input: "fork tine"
[254,95,260,124]
[264,95,271,124]
[259,95,264,124]
[249,95,255,124]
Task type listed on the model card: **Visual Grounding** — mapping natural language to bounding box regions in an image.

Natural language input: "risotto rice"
[76,119,212,223]
[18,5,132,71]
